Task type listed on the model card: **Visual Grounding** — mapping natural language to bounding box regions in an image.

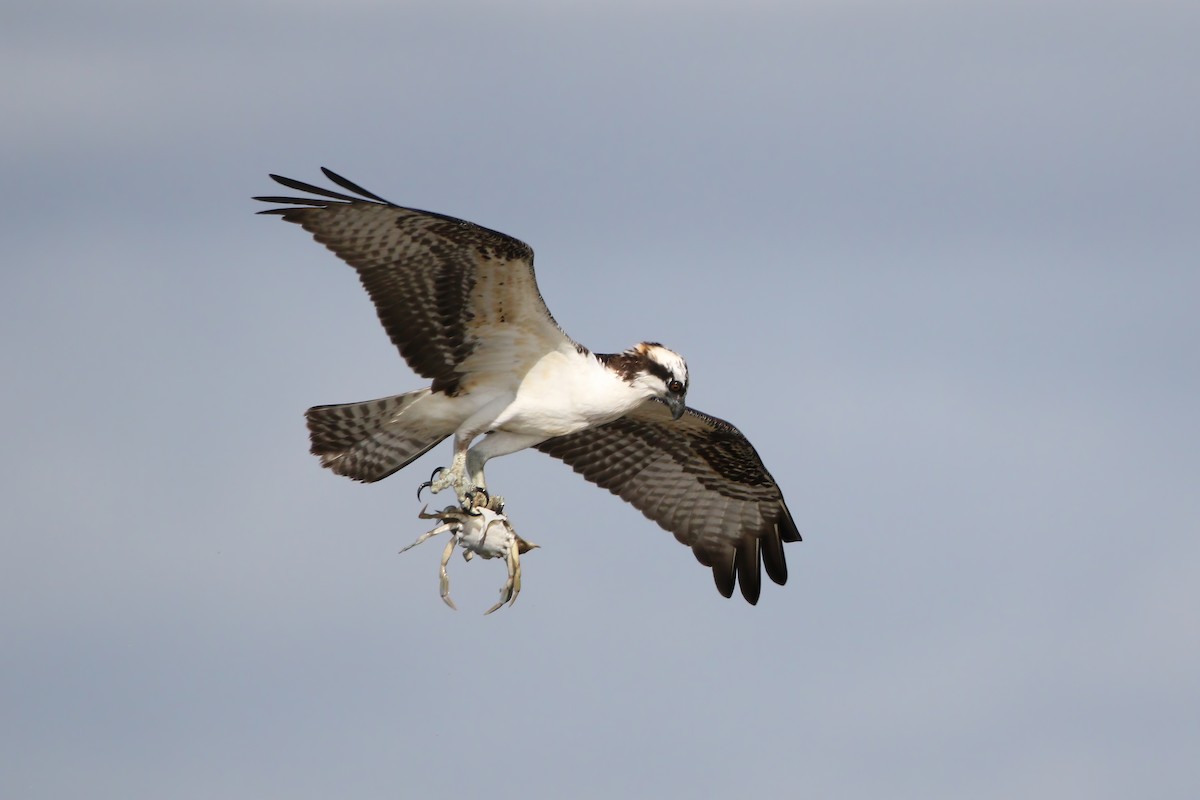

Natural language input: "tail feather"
[306,389,452,483]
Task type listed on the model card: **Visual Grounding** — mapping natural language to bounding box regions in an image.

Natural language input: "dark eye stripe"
[646,360,673,383]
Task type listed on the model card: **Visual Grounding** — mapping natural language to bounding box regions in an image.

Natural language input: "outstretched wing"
[256,168,579,395]
[536,401,800,604]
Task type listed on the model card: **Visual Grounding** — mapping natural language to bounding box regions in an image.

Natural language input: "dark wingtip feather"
[253,195,332,207]
[712,558,736,599]
[266,173,360,202]
[778,500,802,543]
[761,526,788,586]
[320,167,393,204]
[254,170,395,216]
[736,538,762,605]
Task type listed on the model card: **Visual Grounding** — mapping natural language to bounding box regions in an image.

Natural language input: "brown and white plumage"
[258,170,573,397]
[256,168,800,603]
[537,401,799,604]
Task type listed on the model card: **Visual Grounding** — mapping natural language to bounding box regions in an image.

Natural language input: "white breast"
[491,350,648,438]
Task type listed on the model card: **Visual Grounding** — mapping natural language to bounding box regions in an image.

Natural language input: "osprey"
[256,169,800,604]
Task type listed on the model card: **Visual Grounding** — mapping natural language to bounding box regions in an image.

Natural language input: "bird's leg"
[439,537,458,610]
[460,430,548,511]
[463,449,502,511]
[422,448,470,503]
[419,436,491,508]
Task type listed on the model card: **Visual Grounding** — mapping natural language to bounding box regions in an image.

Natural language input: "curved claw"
[466,490,506,514]
[416,466,446,501]
[463,487,491,514]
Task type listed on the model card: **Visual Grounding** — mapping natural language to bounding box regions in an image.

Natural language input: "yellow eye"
[668,380,684,393]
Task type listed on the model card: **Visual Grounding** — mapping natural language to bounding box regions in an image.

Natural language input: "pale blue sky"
[3,1,1198,798]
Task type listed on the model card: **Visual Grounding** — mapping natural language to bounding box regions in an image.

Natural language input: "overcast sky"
[3,1,1198,798]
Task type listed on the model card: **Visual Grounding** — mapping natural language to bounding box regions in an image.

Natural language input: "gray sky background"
[3,1,1198,797]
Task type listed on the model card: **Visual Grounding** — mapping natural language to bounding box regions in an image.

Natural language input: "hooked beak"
[666,393,686,420]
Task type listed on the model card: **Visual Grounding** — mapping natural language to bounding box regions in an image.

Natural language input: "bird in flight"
[255,169,800,603]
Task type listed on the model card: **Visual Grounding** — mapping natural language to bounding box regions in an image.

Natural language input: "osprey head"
[629,342,689,420]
